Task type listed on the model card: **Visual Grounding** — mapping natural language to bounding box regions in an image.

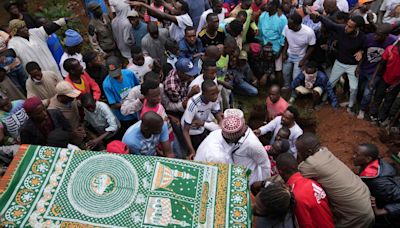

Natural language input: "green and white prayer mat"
[0,145,252,227]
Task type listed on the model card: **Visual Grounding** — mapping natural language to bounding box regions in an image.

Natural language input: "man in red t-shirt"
[276,153,334,228]
[370,39,400,125]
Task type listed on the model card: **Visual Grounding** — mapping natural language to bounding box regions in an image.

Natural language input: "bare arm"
[183,124,196,159]
[128,1,177,23]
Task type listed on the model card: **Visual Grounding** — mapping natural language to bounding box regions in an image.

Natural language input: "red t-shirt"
[287,172,334,228]
[266,97,288,120]
[382,45,400,85]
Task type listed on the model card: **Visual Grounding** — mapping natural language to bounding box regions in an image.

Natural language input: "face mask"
[32,78,42,83]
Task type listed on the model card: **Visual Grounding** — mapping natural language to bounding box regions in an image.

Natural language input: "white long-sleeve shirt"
[84,101,120,134]
[259,116,303,157]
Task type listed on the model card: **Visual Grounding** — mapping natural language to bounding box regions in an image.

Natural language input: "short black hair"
[277,139,290,152]
[165,38,178,52]
[206,12,218,23]
[25,61,41,73]
[286,106,299,121]
[202,59,217,70]
[177,0,189,14]
[63,58,79,73]
[359,143,379,160]
[336,11,349,21]
[81,93,95,107]
[82,51,98,64]
[143,71,160,83]
[46,128,72,148]
[224,35,237,46]
[228,19,243,35]
[277,126,291,138]
[185,26,195,34]
[237,10,248,19]
[350,15,365,28]
[256,183,293,218]
[141,79,159,95]
[201,79,217,92]
[305,61,317,70]
[276,152,298,173]
[131,46,142,56]
[289,12,302,25]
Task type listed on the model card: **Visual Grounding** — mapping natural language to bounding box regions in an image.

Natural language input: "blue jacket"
[178,38,205,60]
[291,71,338,108]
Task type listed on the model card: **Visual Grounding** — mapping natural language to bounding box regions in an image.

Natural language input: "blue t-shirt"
[131,21,148,48]
[47,33,64,65]
[85,0,108,17]
[122,121,169,156]
[103,69,140,121]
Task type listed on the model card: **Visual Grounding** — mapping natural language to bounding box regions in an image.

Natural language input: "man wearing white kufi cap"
[196,109,271,185]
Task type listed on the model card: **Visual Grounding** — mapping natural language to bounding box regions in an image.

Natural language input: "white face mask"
[32,78,42,83]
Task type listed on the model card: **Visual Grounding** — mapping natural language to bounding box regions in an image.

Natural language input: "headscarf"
[221,116,247,140]
[8,19,26,36]
[23,96,42,114]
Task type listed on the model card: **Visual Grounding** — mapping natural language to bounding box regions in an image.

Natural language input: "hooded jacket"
[360,159,400,217]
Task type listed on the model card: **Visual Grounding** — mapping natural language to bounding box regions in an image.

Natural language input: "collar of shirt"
[286,171,303,186]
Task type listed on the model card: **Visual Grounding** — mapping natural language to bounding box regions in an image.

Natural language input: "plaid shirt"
[164,69,189,102]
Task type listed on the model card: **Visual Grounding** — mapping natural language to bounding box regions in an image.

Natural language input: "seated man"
[128,46,154,82]
[0,97,28,141]
[189,59,218,92]
[353,143,400,226]
[196,114,271,185]
[103,56,140,135]
[122,111,175,157]
[182,80,223,159]
[81,94,121,150]
[226,50,258,96]
[265,85,288,122]
[25,61,61,106]
[179,26,205,65]
[296,133,375,228]
[290,62,338,108]
[276,153,335,228]
[164,58,201,115]
[64,58,101,100]
[20,96,72,145]
[254,106,303,157]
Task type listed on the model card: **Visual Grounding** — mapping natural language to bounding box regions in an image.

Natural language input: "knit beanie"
[64,29,83,47]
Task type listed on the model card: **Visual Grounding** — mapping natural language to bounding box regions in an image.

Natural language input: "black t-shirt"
[198,28,226,47]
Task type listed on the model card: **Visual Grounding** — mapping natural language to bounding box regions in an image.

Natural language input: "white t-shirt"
[181,93,220,135]
[196,8,227,36]
[188,74,218,92]
[380,0,400,24]
[169,14,193,42]
[283,25,316,57]
[313,0,349,12]
[259,116,303,157]
[127,56,154,82]
[59,52,86,78]
[195,129,233,163]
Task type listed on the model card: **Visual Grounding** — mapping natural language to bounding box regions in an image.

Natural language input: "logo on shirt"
[312,182,326,204]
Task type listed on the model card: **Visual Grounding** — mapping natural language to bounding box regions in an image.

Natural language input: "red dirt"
[315,106,389,171]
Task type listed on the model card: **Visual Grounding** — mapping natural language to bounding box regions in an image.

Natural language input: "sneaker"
[340,101,349,107]
[347,107,355,115]
[370,115,378,122]
[379,119,390,127]
[289,97,295,104]
[357,110,365,120]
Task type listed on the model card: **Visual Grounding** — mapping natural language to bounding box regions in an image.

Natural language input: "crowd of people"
[0,0,400,227]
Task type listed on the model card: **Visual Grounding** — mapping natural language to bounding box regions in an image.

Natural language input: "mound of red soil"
[316,106,389,171]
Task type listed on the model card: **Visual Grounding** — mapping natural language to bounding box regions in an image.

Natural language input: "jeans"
[329,60,358,108]
[282,54,302,87]
[371,80,400,121]
[358,72,379,112]
[233,81,258,96]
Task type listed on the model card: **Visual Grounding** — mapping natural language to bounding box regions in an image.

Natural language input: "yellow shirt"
[73,79,85,91]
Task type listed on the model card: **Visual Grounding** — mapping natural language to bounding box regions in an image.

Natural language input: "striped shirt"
[181,94,220,135]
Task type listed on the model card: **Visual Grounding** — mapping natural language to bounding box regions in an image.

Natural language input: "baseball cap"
[127,9,139,18]
[56,81,81,98]
[106,140,129,154]
[239,50,248,60]
[106,56,122,78]
[175,58,200,76]
[87,1,101,11]
[359,0,374,5]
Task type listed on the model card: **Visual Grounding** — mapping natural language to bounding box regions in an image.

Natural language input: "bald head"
[324,0,338,14]
[296,133,321,162]
[205,45,222,61]
[141,111,164,135]
[148,22,159,39]
[276,153,298,181]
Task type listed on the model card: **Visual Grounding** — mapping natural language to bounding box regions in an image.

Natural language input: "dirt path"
[315,106,389,171]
